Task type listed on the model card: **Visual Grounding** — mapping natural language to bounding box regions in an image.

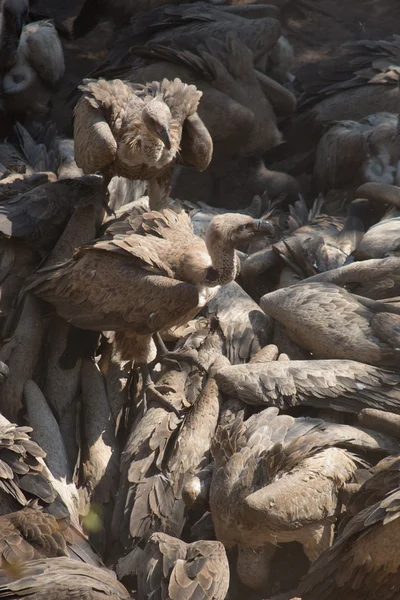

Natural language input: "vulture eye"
[240,224,250,232]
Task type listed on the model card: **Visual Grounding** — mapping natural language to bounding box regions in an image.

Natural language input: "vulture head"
[207,214,275,249]
[142,98,172,151]
[1,0,29,38]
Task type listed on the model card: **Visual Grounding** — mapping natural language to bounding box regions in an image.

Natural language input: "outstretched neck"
[204,241,238,287]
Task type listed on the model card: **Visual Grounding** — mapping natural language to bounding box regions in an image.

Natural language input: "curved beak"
[253,219,275,235]
[157,124,172,151]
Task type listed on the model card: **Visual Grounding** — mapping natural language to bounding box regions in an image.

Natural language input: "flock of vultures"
[0,0,399,598]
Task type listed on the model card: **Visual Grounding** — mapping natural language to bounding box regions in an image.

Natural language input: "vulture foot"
[145,383,182,417]
[138,362,181,417]
[154,332,206,373]
[159,350,206,372]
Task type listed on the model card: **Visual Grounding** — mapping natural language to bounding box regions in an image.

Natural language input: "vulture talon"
[159,350,206,373]
[157,357,183,372]
[154,332,206,372]
[144,384,181,417]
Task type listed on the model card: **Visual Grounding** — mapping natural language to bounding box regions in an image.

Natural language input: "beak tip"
[158,125,172,150]
[255,219,275,235]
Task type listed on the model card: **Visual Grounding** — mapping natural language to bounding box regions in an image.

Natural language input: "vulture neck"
[204,240,238,287]
[0,11,22,72]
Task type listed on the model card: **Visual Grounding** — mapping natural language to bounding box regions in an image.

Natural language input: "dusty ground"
[34,0,400,134]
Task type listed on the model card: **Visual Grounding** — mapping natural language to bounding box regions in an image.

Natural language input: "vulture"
[0,16,64,118]
[0,504,103,568]
[0,557,131,599]
[103,3,288,90]
[0,174,106,253]
[301,257,400,300]
[137,532,229,600]
[271,198,369,280]
[87,27,285,160]
[298,455,400,600]
[283,35,400,158]
[71,0,279,40]
[210,408,361,591]
[73,77,213,210]
[260,282,400,368]
[313,112,400,192]
[205,281,272,364]
[241,196,371,290]
[25,208,273,412]
[214,359,400,415]
[355,207,400,260]
[78,14,289,206]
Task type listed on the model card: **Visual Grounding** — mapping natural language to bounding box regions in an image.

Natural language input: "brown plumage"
[0,557,131,599]
[285,36,400,156]
[302,257,400,300]
[298,455,400,600]
[0,415,74,517]
[210,408,360,590]
[355,206,400,259]
[358,408,400,440]
[0,504,103,568]
[137,532,229,600]
[0,19,64,118]
[214,358,400,415]
[25,208,272,410]
[73,77,212,210]
[313,112,400,192]
[0,175,106,253]
[260,282,400,368]
[112,367,187,577]
[271,198,368,280]
[128,35,282,159]
[103,3,284,88]
[205,281,272,364]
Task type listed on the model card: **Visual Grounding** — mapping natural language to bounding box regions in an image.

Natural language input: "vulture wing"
[24,21,65,87]
[140,532,229,600]
[215,359,400,415]
[0,557,130,599]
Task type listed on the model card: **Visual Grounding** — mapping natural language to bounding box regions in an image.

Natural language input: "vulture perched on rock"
[25,208,273,413]
[74,77,212,210]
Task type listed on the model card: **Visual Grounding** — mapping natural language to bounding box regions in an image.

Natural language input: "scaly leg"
[138,362,181,417]
[154,332,206,373]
